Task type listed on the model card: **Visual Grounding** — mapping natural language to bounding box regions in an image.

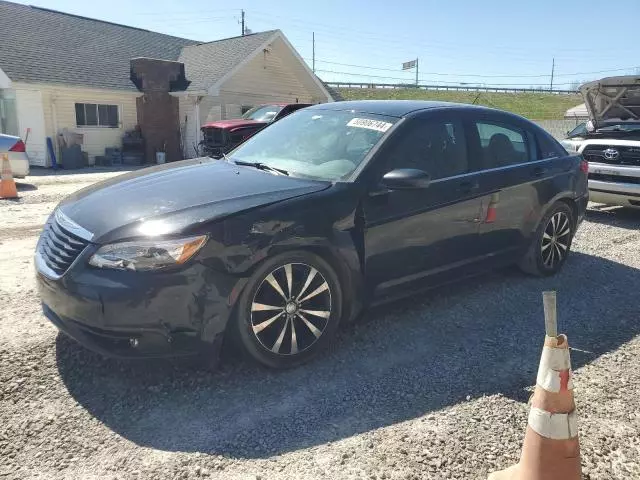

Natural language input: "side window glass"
[385,119,468,180]
[537,132,566,159]
[476,122,528,168]
[275,106,293,121]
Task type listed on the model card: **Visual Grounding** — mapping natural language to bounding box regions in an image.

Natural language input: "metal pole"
[550,57,555,92]
[312,32,315,73]
[415,58,419,87]
[542,291,558,337]
[241,9,245,36]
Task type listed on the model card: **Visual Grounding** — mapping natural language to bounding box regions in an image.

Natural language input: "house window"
[75,103,119,127]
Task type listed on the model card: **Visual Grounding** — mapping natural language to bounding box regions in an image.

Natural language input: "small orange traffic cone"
[0,153,18,199]
[484,192,499,223]
[489,291,581,480]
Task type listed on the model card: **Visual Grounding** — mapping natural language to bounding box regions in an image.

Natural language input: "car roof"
[307,100,496,118]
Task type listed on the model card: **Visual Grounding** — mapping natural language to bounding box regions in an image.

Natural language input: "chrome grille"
[583,145,640,166]
[37,217,89,276]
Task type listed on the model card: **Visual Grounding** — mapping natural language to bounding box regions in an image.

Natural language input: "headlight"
[88,235,207,271]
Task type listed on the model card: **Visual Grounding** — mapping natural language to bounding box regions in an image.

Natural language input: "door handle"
[532,166,546,177]
[459,180,479,193]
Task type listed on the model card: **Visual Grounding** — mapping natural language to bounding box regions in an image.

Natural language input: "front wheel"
[519,202,575,276]
[234,251,343,369]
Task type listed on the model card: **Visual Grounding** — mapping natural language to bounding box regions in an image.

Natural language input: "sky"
[17,0,640,90]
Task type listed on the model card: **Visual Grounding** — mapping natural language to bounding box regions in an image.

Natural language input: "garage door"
[16,89,47,167]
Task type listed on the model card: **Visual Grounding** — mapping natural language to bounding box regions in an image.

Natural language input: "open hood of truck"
[579,76,640,129]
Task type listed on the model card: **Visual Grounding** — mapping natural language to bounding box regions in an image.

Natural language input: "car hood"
[58,158,330,243]
[201,119,267,130]
[579,76,640,129]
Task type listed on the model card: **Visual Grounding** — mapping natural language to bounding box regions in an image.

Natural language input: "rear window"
[475,122,528,169]
[536,131,568,159]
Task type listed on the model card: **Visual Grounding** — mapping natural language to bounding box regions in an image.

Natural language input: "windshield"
[230,109,398,181]
[596,123,640,133]
[242,105,283,122]
[567,123,587,138]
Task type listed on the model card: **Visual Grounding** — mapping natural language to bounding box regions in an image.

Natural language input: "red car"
[200,103,311,158]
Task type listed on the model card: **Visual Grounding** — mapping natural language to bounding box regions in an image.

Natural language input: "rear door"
[362,112,485,292]
[469,116,566,260]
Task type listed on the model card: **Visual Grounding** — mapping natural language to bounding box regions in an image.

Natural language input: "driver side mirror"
[380,168,431,190]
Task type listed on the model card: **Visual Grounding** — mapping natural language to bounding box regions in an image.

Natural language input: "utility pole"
[312,32,315,73]
[416,58,419,87]
[241,9,245,36]
[550,57,555,92]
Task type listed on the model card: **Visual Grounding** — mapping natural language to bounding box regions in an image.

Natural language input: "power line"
[154,17,237,26]
[305,58,552,78]
[250,10,640,56]
[130,9,242,17]
[314,69,580,87]
[305,58,640,79]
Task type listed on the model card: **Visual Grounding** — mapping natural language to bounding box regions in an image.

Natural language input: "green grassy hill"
[336,88,583,120]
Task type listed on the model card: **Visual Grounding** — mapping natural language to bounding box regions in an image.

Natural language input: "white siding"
[12,82,139,165]
[178,96,196,158]
[14,89,47,166]
[219,43,313,106]
[200,96,222,124]
[179,95,225,159]
[224,104,241,119]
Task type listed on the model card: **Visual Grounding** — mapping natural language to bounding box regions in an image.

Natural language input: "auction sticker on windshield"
[347,118,393,133]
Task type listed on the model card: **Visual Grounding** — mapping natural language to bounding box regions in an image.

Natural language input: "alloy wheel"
[250,263,332,355]
[540,211,571,269]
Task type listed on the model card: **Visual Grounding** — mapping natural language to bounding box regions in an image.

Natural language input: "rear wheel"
[519,202,575,276]
[234,251,342,369]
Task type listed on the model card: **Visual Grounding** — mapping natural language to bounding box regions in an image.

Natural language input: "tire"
[233,251,343,369]
[519,202,575,277]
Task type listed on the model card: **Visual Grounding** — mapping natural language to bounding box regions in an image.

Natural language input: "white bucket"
[156,152,166,164]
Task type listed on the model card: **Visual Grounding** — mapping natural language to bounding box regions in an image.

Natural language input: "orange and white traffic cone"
[0,153,18,199]
[484,192,499,223]
[489,291,581,480]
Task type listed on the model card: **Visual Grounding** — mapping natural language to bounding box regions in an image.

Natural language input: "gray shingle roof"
[0,1,274,92]
[177,30,278,93]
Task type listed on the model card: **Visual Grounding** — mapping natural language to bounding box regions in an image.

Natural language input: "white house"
[174,30,333,158]
[0,1,332,166]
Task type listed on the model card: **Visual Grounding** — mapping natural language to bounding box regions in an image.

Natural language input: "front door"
[362,114,484,293]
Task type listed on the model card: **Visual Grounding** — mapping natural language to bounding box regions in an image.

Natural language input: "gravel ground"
[1,169,639,480]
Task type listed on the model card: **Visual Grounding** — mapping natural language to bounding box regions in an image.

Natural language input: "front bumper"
[589,180,640,207]
[588,163,640,207]
[36,248,239,359]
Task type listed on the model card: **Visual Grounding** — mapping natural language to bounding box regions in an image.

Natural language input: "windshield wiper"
[233,160,289,176]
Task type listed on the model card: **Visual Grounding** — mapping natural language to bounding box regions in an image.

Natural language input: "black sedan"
[35,101,588,369]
